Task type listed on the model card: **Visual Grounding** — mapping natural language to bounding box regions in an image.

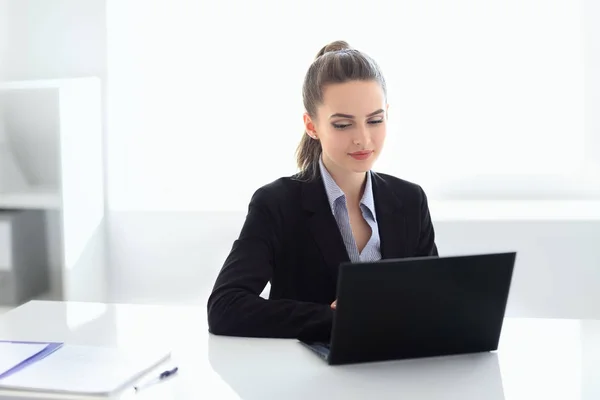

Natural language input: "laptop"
[300,252,516,365]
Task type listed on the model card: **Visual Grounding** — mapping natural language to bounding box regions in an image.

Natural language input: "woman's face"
[304,80,388,176]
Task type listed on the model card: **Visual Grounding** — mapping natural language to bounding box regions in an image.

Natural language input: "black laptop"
[300,252,516,365]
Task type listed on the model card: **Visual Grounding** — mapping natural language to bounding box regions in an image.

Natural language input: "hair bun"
[315,40,352,59]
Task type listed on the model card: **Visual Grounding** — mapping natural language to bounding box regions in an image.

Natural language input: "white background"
[105,0,600,211]
[0,1,598,209]
[0,0,6,142]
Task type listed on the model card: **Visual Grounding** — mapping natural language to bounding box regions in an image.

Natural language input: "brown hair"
[295,40,388,180]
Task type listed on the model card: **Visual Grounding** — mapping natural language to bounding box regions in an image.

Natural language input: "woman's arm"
[206,188,333,341]
[417,186,438,257]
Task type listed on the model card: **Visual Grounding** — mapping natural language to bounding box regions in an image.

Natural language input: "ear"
[303,112,318,139]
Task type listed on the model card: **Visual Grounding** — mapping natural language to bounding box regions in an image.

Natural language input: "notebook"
[0,343,171,397]
[0,341,64,380]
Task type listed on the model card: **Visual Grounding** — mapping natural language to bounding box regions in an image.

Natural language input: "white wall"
[0,0,7,142]
[585,0,600,176]
[3,0,106,81]
[0,0,6,77]
[106,0,600,212]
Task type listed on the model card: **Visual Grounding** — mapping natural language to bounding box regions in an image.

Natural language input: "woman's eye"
[333,123,351,129]
[333,119,383,129]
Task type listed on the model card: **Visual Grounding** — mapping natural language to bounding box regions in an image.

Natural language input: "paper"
[0,342,48,377]
[0,345,171,395]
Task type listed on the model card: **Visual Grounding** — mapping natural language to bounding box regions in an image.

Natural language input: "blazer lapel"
[300,176,349,283]
[372,172,407,259]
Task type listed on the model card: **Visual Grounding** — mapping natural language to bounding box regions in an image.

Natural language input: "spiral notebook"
[0,341,171,397]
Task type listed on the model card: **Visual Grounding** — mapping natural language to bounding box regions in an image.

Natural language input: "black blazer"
[207,170,438,342]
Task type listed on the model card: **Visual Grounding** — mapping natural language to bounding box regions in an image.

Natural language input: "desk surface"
[0,301,599,400]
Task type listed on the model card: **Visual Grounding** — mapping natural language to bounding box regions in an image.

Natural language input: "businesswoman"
[207,41,438,342]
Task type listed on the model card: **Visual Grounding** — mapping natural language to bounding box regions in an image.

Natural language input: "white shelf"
[0,77,96,91]
[0,77,105,303]
[0,186,61,209]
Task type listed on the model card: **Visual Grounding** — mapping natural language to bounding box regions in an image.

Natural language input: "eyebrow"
[329,109,385,119]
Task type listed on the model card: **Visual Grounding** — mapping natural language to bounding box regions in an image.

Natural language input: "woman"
[207,41,438,342]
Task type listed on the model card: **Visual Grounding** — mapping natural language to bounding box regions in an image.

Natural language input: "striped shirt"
[319,158,382,263]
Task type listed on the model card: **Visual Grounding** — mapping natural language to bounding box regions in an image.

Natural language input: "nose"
[353,124,371,146]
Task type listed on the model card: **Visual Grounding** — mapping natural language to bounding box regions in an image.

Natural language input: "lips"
[349,150,374,160]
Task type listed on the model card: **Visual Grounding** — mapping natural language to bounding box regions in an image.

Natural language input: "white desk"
[0,301,599,399]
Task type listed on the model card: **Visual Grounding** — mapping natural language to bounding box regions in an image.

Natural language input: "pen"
[134,367,179,392]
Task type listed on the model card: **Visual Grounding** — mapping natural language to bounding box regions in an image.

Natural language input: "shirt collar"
[319,157,377,220]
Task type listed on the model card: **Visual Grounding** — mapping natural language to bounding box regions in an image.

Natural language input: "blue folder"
[0,341,64,380]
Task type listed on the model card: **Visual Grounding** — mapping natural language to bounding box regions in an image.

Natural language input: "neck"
[322,156,367,204]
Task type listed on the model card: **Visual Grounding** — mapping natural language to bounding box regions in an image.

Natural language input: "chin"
[347,160,375,173]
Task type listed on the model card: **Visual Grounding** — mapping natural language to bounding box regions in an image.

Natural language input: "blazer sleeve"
[206,187,333,341]
[417,186,439,257]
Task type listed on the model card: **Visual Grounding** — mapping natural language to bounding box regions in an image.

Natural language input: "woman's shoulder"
[248,174,305,209]
[370,171,432,212]
[371,171,426,196]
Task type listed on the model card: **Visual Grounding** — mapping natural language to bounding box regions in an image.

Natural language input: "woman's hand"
[331,300,337,310]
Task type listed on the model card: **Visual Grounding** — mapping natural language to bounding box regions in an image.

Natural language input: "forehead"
[319,80,385,114]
